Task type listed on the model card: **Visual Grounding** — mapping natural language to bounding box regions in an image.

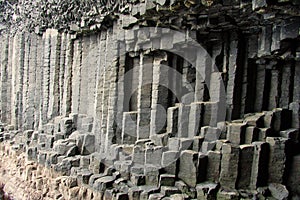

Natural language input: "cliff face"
[0,0,299,199]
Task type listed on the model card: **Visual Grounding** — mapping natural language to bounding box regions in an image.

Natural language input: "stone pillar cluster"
[0,1,299,199]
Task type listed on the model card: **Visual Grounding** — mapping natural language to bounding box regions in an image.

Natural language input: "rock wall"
[0,0,299,199]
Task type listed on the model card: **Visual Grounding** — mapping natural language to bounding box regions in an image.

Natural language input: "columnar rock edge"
[0,0,299,199]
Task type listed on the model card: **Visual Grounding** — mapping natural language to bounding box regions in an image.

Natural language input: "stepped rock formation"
[0,0,299,199]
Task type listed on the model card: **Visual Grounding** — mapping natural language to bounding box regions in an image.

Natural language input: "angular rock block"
[217,190,239,200]
[145,146,163,166]
[177,104,191,138]
[245,126,259,144]
[219,144,239,190]
[159,174,176,187]
[227,123,247,145]
[289,102,300,129]
[60,117,75,137]
[122,112,138,144]
[279,128,299,142]
[192,136,204,152]
[161,151,178,175]
[93,176,115,192]
[272,108,292,132]
[131,173,146,186]
[243,113,264,127]
[269,183,289,200]
[287,155,300,196]
[200,126,221,142]
[196,182,219,200]
[206,150,221,183]
[250,142,269,189]
[267,137,292,184]
[81,134,95,155]
[237,144,254,189]
[53,139,77,155]
[132,146,145,165]
[258,128,273,141]
[144,165,160,186]
[178,150,199,187]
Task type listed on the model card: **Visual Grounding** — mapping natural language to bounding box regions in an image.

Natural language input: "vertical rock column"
[219,143,240,190]
[293,60,300,102]
[150,52,169,135]
[41,31,51,124]
[267,137,292,184]
[22,33,33,130]
[237,144,254,189]
[0,34,9,123]
[114,37,126,145]
[250,142,269,189]
[194,48,210,102]
[105,27,120,151]
[254,62,266,112]
[58,33,67,116]
[47,30,61,120]
[268,65,280,110]
[71,37,82,114]
[137,54,153,140]
[226,32,241,120]
[61,34,74,116]
[22,33,29,128]
[11,32,25,129]
[34,34,44,130]
[94,31,106,153]
[188,102,203,137]
[279,61,293,108]
[100,30,112,153]
[79,36,90,114]
[87,35,99,116]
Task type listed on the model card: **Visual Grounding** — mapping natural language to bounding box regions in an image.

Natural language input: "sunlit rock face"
[0,0,299,199]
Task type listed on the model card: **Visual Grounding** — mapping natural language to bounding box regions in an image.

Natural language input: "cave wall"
[0,1,300,199]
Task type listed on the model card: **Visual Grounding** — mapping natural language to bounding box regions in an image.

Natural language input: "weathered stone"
[227,123,247,145]
[149,193,165,200]
[237,144,254,189]
[258,128,273,141]
[243,113,265,127]
[81,134,95,155]
[206,150,221,183]
[287,155,300,196]
[267,137,292,183]
[93,176,115,192]
[159,174,176,187]
[192,136,204,152]
[178,150,199,187]
[289,102,300,129]
[269,183,289,200]
[272,108,292,132]
[200,126,221,142]
[219,144,239,190]
[245,126,259,144]
[145,146,163,166]
[279,128,299,142]
[144,165,160,186]
[128,187,142,200]
[250,142,269,189]
[217,190,239,200]
[89,174,105,187]
[160,186,180,196]
[196,182,219,200]
[161,151,178,175]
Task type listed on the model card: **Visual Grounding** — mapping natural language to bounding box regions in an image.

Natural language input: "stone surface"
[178,150,199,187]
[0,0,299,199]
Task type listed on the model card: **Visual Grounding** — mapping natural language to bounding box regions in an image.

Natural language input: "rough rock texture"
[0,0,299,199]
